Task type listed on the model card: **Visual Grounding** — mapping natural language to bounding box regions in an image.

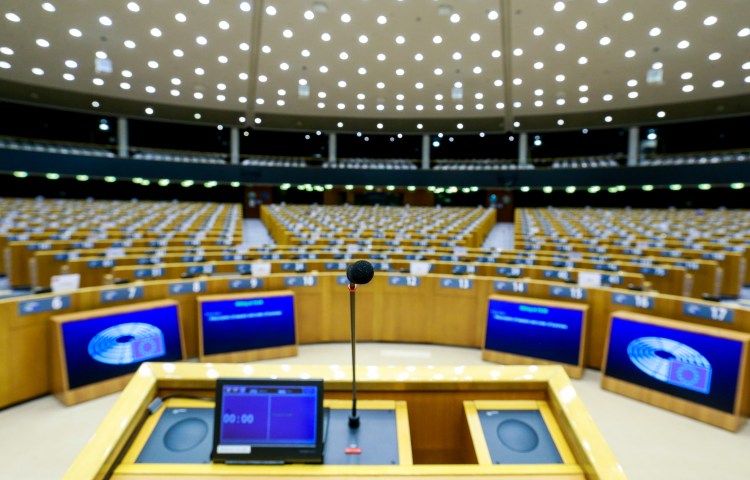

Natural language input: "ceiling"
[0,0,749,134]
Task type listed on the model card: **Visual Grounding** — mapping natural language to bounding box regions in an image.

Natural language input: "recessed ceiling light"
[358,34,368,43]
[415,82,423,89]
[470,33,480,42]
[337,103,345,110]
[62,73,74,81]
[171,77,181,85]
[395,68,405,76]
[673,1,687,11]
[576,20,588,30]
[682,84,694,92]
[99,16,112,26]
[239,42,249,51]
[579,85,589,92]
[416,104,424,111]
[554,1,565,12]
[534,100,543,107]
[127,2,140,12]
[513,48,523,56]
[175,12,186,22]
[703,16,717,26]
[557,119,565,126]
[262,45,271,53]
[556,98,565,105]
[628,91,638,98]
[627,79,638,87]
[42,2,56,12]
[239,96,247,103]
[283,29,293,38]
[121,70,132,78]
[452,52,462,60]
[69,28,82,37]
[681,71,693,79]
[377,15,387,24]
[321,32,331,41]
[36,39,50,47]
[712,80,725,88]
[578,57,588,64]
[193,92,204,100]
[579,97,589,103]
[494,79,503,86]
[625,49,636,58]
[64,59,76,68]
[708,52,721,60]
[319,65,328,73]
[279,62,289,70]
[677,40,690,49]
[149,27,161,37]
[657,110,666,118]
[496,102,504,109]
[491,50,501,58]
[5,13,20,22]
[533,61,544,69]
[120,82,131,90]
[124,40,136,48]
[266,6,276,15]
[219,20,230,30]
[218,55,228,63]
[455,104,463,110]
[377,53,386,61]
[450,13,460,23]
[513,77,522,85]
[337,80,347,88]
[376,104,385,111]
[534,89,544,96]
[435,105,444,111]
[173,49,184,57]
[556,74,565,82]
[256,98,264,104]
[91,101,100,107]
[433,35,442,44]
[339,51,349,60]
[145,85,155,93]
[276,98,285,106]
[146,60,158,68]
[604,115,613,122]
[170,89,180,96]
[396,35,405,44]
[258,74,267,82]
[414,53,423,61]
[649,27,661,36]
[603,93,613,101]
[96,51,107,59]
[240,2,251,12]
[739,28,750,37]
[622,12,634,21]
[488,11,499,20]
[533,26,544,36]
[555,43,566,52]
[513,101,522,108]
[599,36,611,45]
[301,49,310,57]
[472,66,482,74]
[340,13,351,23]
[434,67,443,75]
[93,77,104,85]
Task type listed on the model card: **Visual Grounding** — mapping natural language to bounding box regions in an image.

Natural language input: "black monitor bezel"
[211,377,325,464]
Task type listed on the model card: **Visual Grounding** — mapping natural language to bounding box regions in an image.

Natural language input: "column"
[230,127,240,165]
[627,126,639,166]
[518,132,528,165]
[117,117,128,158]
[328,133,337,164]
[421,134,430,169]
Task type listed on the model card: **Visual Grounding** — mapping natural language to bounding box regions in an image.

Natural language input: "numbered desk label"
[325,262,347,271]
[137,257,162,265]
[683,302,734,323]
[135,268,164,278]
[337,275,350,286]
[389,276,421,287]
[440,278,473,290]
[187,264,214,275]
[497,266,523,277]
[601,274,623,285]
[281,262,307,272]
[100,286,144,303]
[494,280,528,294]
[702,253,725,260]
[18,295,71,316]
[612,292,654,310]
[550,285,587,300]
[452,264,476,274]
[639,267,667,277]
[88,259,116,268]
[543,269,571,281]
[371,262,391,271]
[169,281,207,295]
[229,278,264,290]
[285,276,318,287]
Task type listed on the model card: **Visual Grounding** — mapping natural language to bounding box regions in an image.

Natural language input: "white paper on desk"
[409,262,431,276]
[578,271,602,288]
[51,273,80,293]
[251,262,272,276]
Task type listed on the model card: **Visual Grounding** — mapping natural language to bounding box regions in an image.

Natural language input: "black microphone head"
[346,260,374,285]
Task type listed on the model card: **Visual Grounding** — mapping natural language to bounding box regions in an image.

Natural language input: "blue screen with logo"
[201,294,296,356]
[604,316,744,413]
[484,298,584,366]
[61,304,183,389]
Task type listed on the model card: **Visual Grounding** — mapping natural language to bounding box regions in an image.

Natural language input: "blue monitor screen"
[604,316,744,414]
[484,297,585,366]
[61,304,183,390]
[200,294,296,356]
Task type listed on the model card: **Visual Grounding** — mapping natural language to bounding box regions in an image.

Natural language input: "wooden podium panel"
[64,363,626,480]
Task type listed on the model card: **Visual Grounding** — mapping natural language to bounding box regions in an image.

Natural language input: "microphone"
[345,260,374,429]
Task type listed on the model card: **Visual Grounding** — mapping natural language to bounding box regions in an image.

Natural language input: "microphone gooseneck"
[346,260,373,429]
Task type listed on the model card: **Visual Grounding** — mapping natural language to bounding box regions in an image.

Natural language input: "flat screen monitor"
[51,299,184,403]
[483,294,588,377]
[212,378,325,464]
[602,311,750,429]
[197,291,297,361]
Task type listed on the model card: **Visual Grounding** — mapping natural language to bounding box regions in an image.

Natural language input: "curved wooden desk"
[65,363,626,480]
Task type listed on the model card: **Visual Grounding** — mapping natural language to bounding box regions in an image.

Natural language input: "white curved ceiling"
[0,0,748,133]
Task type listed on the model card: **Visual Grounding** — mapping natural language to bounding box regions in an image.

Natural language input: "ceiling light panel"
[254,0,504,119]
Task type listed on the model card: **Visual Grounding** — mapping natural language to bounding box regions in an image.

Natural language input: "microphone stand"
[348,282,360,428]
